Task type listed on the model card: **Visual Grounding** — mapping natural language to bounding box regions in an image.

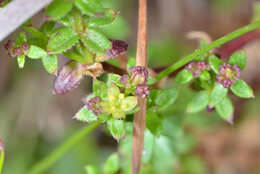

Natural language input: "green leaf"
[46,0,73,20]
[27,45,47,59]
[142,130,155,163]
[0,144,4,174]
[229,51,246,70]
[63,51,86,64]
[17,55,25,69]
[146,112,163,136]
[74,106,97,123]
[93,80,107,98]
[121,96,138,112]
[107,73,124,87]
[174,69,193,85]
[85,28,112,50]
[85,165,101,174]
[16,32,27,45]
[74,0,104,15]
[107,119,125,141]
[24,27,47,42]
[81,35,104,54]
[187,91,209,113]
[230,79,254,98]
[103,153,119,174]
[199,70,211,81]
[209,55,223,74]
[216,96,234,124]
[47,27,79,54]
[155,87,179,110]
[41,54,58,74]
[87,17,115,28]
[209,83,228,106]
[40,21,55,36]
[127,57,136,69]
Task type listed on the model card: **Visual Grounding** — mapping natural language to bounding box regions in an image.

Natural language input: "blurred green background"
[1,0,260,174]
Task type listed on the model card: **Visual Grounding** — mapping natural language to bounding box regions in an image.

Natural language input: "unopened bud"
[22,43,29,52]
[135,84,150,98]
[85,97,101,116]
[120,74,129,85]
[129,66,148,85]
[13,47,23,56]
[4,40,14,51]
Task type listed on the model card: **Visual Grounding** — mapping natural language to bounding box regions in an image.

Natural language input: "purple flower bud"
[197,61,207,70]
[192,70,200,78]
[135,84,150,98]
[185,61,196,71]
[22,43,29,52]
[206,105,215,113]
[129,66,148,84]
[13,47,23,56]
[120,74,129,85]
[85,97,101,116]
[4,40,14,51]
[53,61,85,95]
[221,79,233,88]
[104,40,128,60]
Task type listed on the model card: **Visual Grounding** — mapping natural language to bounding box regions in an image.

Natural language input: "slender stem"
[154,21,260,82]
[28,122,101,174]
[131,0,148,174]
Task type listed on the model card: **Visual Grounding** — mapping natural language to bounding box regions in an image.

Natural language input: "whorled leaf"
[41,54,58,74]
[74,0,104,15]
[47,27,79,54]
[53,60,86,94]
[216,96,234,124]
[103,153,120,174]
[45,0,73,20]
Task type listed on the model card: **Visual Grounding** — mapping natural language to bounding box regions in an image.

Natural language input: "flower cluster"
[85,84,138,119]
[216,64,241,88]
[185,61,208,77]
[120,66,150,98]
[4,40,29,58]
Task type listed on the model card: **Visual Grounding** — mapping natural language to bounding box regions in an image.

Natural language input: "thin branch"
[28,122,101,174]
[153,21,260,83]
[131,0,148,174]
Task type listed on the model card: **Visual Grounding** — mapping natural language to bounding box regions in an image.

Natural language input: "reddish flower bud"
[185,61,208,78]
[135,84,150,98]
[22,43,29,52]
[129,66,148,84]
[103,40,128,60]
[120,74,129,85]
[4,40,14,51]
[53,61,85,94]
[13,47,23,56]
[85,97,101,116]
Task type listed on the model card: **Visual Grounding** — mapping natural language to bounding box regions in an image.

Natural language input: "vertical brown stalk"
[131,0,148,174]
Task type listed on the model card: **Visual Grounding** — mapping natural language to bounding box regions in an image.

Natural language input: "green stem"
[28,122,101,174]
[154,22,260,82]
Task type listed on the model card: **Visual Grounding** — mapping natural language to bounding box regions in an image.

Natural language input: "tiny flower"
[135,84,150,98]
[216,63,241,88]
[120,74,129,85]
[85,97,102,116]
[4,40,14,51]
[129,66,148,84]
[185,61,208,78]
[206,105,215,113]
[100,40,128,61]
[22,43,29,52]
[197,61,208,70]
[13,47,23,56]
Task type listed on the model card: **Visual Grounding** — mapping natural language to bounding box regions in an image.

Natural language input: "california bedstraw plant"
[3,0,260,174]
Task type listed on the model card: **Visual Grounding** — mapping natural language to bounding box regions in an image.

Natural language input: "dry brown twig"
[131,0,148,174]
